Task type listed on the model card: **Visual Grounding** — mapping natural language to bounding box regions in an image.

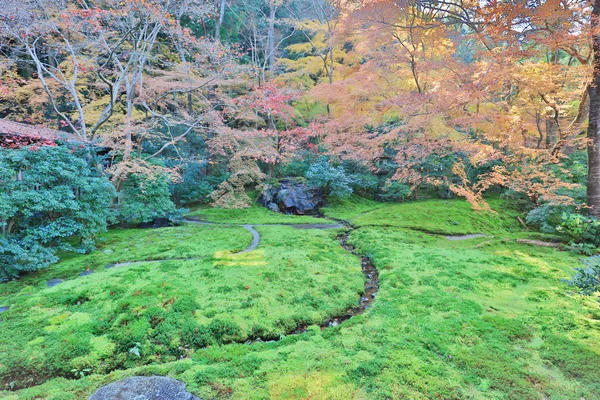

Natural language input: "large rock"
[89,376,200,400]
[258,179,323,215]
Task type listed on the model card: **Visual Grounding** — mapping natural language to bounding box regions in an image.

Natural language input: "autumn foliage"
[0,0,599,213]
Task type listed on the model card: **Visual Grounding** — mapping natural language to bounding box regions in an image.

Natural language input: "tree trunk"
[215,0,226,42]
[589,0,600,218]
[268,2,276,75]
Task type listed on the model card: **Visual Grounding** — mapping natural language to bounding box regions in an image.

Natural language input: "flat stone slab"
[79,270,94,277]
[0,306,9,313]
[47,278,63,287]
[445,234,489,241]
[89,376,200,400]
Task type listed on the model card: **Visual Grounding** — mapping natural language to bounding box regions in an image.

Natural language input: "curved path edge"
[184,217,344,254]
[239,225,260,253]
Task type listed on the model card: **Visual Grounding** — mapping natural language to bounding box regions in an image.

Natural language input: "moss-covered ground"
[1,199,599,399]
[189,204,337,225]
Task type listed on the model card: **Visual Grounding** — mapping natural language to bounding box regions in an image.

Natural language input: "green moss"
[540,334,600,389]
[189,204,336,225]
[326,197,521,234]
[3,199,600,399]
[0,221,360,390]
[321,195,383,221]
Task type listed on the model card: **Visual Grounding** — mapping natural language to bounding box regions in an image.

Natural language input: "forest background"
[2,0,600,278]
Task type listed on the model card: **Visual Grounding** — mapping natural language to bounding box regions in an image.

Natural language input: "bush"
[378,180,411,202]
[305,158,353,198]
[557,213,600,246]
[0,145,114,279]
[171,162,227,205]
[565,256,600,295]
[525,152,588,235]
[338,159,380,197]
[277,152,316,177]
[567,243,598,256]
[348,173,378,196]
[526,204,571,234]
[117,172,184,225]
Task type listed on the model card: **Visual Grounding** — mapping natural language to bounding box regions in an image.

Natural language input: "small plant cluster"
[565,256,600,296]
[557,213,600,255]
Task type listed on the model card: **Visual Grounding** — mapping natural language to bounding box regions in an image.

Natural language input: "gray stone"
[258,179,323,215]
[79,270,94,277]
[0,306,9,313]
[89,376,200,400]
[47,278,63,287]
[103,249,114,255]
[267,202,280,213]
[257,184,277,207]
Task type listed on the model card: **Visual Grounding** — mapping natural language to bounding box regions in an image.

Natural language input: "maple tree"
[286,0,597,213]
[0,0,246,193]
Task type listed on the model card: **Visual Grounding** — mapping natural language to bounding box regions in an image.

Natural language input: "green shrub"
[0,145,114,279]
[567,242,598,256]
[349,173,379,197]
[340,159,379,197]
[171,162,227,205]
[565,256,600,295]
[277,152,316,177]
[117,172,184,225]
[305,158,353,198]
[526,204,572,234]
[525,151,588,234]
[557,213,600,246]
[378,180,411,202]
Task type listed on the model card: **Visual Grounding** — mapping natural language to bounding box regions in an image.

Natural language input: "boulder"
[257,184,277,206]
[267,202,280,213]
[89,376,200,400]
[258,179,323,215]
